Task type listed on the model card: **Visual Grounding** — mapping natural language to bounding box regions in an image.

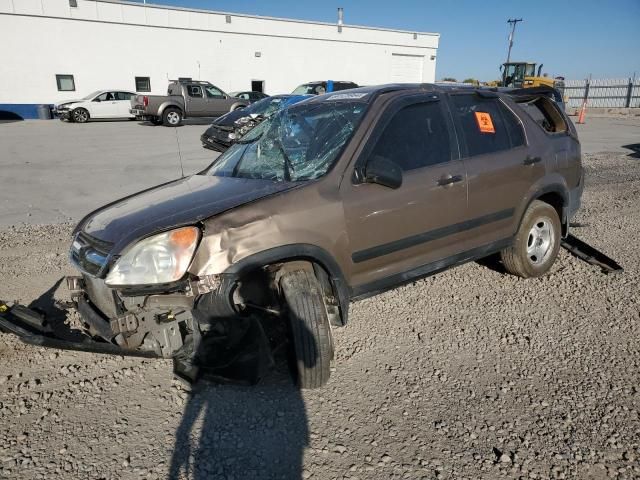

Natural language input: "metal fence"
[565,77,640,108]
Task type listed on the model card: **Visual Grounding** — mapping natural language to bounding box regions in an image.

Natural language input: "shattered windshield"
[207,101,366,182]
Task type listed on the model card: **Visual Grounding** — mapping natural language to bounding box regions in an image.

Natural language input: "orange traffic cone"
[577,100,587,124]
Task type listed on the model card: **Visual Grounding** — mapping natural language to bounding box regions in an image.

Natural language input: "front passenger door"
[91,92,118,118]
[115,92,134,117]
[204,84,234,115]
[341,95,468,290]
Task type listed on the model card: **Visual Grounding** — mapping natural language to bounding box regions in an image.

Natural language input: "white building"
[0,0,439,108]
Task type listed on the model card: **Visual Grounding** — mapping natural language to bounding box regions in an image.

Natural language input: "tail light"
[143,96,149,107]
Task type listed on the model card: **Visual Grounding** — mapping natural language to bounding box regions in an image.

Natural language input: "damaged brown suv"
[59,84,583,388]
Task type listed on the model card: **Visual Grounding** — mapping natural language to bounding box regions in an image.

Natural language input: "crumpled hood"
[56,100,83,108]
[77,174,298,254]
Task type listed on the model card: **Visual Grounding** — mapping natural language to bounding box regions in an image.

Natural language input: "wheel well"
[234,259,346,327]
[536,191,567,235]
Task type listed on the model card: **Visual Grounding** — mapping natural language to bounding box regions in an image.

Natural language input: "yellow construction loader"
[498,61,565,95]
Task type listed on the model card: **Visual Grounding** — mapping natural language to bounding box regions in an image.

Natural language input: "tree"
[463,78,479,85]
[441,77,457,82]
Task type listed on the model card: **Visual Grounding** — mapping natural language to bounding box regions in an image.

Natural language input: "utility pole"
[505,18,523,64]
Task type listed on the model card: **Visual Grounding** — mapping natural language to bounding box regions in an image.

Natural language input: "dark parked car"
[229,91,269,103]
[291,80,358,95]
[200,94,311,152]
[2,84,582,389]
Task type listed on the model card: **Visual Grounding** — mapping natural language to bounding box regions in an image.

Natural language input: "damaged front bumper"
[0,273,229,360]
[0,301,159,358]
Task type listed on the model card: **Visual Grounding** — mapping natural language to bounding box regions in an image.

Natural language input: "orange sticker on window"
[474,111,495,133]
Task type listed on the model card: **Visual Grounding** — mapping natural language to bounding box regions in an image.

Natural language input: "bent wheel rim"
[526,218,554,265]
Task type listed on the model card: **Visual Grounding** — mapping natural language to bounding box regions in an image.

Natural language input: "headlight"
[105,227,200,286]
[228,132,236,140]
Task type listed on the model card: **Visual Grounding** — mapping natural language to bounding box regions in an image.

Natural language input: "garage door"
[391,53,424,83]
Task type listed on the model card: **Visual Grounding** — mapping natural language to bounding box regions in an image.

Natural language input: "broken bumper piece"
[0,301,160,358]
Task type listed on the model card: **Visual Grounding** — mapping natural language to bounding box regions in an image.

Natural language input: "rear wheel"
[72,108,89,123]
[501,200,561,278]
[280,269,334,389]
[162,108,183,126]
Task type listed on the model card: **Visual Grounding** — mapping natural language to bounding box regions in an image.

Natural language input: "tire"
[232,104,245,112]
[500,200,561,278]
[72,108,89,123]
[162,108,183,126]
[280,269,334,389]
[150,117,163,125]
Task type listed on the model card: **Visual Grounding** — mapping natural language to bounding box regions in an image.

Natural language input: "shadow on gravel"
[476,253,508,274]
[168,383,308,479]
[28,278,85,342]
[622,143,640,158]
[169,314,312,480]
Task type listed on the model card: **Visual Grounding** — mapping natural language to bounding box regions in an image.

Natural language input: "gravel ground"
[1,151,639,480]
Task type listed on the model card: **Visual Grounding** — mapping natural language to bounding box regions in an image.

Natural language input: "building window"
[135,77,151,92]
[69,0,78,7]
[56,74,75,91]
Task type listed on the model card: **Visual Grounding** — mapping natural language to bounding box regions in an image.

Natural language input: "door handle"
[524,155,542,165]
[437,174,463,186]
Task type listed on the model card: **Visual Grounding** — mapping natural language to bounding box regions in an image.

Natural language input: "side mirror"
[364,156,402,189]
[93,98,101,102]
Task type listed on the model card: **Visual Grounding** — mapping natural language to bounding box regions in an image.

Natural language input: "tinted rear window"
[451,95,525,157]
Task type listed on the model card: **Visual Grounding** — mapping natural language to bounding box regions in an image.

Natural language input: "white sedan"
[55,90,136,123]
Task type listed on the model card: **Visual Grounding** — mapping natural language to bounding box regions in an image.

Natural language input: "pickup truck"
[130,79,249,126]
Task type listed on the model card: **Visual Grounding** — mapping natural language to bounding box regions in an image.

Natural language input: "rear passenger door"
[342,94,467,289]
[185,84,209,116]
[449,92,542,245]
[115,92,134,117]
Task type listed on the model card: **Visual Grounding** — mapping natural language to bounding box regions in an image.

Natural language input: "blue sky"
[129,0,640,81]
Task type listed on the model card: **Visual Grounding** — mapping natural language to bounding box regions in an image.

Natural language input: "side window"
[187,85,203,98]
[450,95,511,156]
[517,97,567,134]
[95,92,114,101]
[499,102,526,147]
[368,101,452,172]
[115,92,132,101]
[204,85,225,99]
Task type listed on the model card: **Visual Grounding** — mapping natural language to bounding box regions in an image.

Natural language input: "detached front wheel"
[501,200,561,278]
[280,269,334,389]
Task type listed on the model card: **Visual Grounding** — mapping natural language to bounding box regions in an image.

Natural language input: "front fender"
[220,244,351,325]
